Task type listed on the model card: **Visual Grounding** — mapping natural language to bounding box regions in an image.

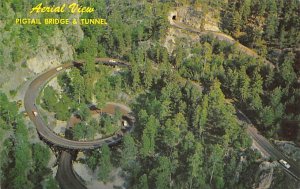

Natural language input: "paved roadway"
[169,19,275,68]
[55,101,135,189]
[170,18,300,181]
[24,24,299,188]
[24,59,134,189]
[236,110,300,181]
[24,60,133,150]
[56,151,87,189]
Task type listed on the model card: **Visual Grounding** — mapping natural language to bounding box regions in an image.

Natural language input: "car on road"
[109,60,116,63]
[32,111,38,117]
[279,159,290,169]
[122,120,128,127]
[56,66,63,71]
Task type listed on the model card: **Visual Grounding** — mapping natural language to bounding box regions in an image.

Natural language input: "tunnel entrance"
[172,15,177,20]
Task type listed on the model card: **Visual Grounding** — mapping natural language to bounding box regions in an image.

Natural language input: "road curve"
[169,18,300,181]
[56,151,87,189]
[24,22,299,188]
[169,19,275,69]
[56,102,134,189]
[24,59,135,189]
[24,59,134,150]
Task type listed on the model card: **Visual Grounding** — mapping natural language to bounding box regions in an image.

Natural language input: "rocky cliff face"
[165,6,220,54]
[254,161,276,189]
[166,6,300,188]
[0,0,84,102]
[1,20,83,103]
[26,28,76,74]
[170,6,220,32]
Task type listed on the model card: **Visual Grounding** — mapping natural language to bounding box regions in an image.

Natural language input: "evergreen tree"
[121,134,137,170]
[98,144,112,182]
[141,115,159,157]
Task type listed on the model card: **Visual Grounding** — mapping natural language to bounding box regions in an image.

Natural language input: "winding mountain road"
[24,60,133,150]
[23,18,299,189]
[169,17,300,181]
[169,18,275,68]
[56,151,86,189]
[24,59,134,189]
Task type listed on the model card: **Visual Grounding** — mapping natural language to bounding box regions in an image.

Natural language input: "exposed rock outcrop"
[254,161,277,189]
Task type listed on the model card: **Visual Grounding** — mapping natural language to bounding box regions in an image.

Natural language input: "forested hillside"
[222,0,299,54]
[0,93,58,188]
[0,0,73,70]
[0,0,299,188]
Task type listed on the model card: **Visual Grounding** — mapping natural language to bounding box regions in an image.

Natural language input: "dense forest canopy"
[0,93,59,188]
[0,0,299,188]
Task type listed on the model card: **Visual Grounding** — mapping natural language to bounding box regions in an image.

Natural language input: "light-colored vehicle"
[122,120,128,127]
[279,159,290,169]
[32,111,38,117]
[56,67,63,71]
[109,60,116,63]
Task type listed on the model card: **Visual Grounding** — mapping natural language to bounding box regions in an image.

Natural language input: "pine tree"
[153,157,172,189]
[187,142,205,188]
[98,144,112,182]
[280,52,296,87]
[136,174,149,189]
[121,134,137,170]
[141,115,158,157]
[70,68,85,103]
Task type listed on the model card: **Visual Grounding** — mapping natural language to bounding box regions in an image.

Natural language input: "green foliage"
[99,114,119,136]
[135,174,149,189]
[73,122,88,140]
[98,144,112,182]
[70,68,85,104]
[121,134,137,170]
[0,1,65,71]
[0,92,18,128]
[187,143,205,188]
[222,0,300,51]
[30,144,51,188]
[141,115,159,157]
[43,176,60,189]
[86,150,100,171]
[42,86,58,112]
[12,120,33,189]
[41,86,71,121]
[77,104,91,121]
[32,144,50,171]
[3,0,296,187]
[150,157,172,189]
[0,92,52,188]
[54,94,72,121]
[279,52,297,87]
[126,61,252,188]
